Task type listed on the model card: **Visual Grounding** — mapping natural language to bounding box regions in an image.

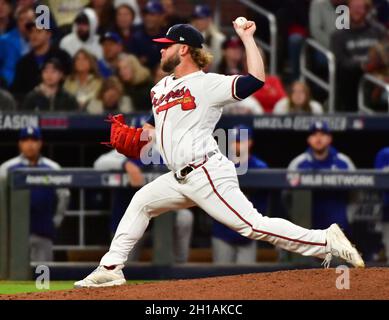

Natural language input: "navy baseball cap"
[143,0,164,14]
[19,127,42,140]
[153,24,204,48]
[192,4,212,19]
[100,32,123,44]
[309,121,330,134]
[230,125,253,141]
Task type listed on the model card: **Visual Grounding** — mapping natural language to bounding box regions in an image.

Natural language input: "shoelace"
[101,114,125,148]
[322,253,333,268]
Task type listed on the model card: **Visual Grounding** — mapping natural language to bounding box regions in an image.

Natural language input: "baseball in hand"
[234,17,248,29]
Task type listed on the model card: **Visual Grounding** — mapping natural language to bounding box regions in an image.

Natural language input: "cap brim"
[152,38,177,44]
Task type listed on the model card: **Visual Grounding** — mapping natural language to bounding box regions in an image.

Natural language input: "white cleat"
[323,224,365,268]
[74,264,126,288]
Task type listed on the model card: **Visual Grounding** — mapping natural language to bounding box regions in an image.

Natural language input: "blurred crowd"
[0,0,388,114]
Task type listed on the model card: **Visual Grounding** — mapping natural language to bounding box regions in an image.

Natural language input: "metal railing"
[358,74,389,114]
[238,0,278,75]
[300,38,336,113]
[54,191,110,252]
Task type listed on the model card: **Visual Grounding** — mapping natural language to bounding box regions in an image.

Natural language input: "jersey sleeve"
[205,73,265,106]
[204,73,242,106]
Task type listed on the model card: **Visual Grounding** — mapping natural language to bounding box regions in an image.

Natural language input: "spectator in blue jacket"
[131,0,167,71]
[0,127,70,262]
[375,147,389,263]
[288,121,355,234]
[11,21,72,102]
[0,6,34,86]
[98,32,124,78]
[212,125,268,264]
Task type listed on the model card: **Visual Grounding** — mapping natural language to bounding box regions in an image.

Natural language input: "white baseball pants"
[100,153,328,266]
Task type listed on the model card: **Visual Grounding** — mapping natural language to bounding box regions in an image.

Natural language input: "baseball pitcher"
[75,21,364,288]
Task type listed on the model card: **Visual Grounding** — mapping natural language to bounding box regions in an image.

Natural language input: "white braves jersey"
[150,70,241,171]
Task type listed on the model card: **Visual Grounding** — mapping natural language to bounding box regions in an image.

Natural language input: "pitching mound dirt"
[1,267,389,300]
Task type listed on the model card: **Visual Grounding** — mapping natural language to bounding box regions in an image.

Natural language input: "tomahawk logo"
[152,88,196,114]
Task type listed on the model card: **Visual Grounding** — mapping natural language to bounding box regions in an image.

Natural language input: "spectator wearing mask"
[94,148,194,263]
[190,4,225,72]
[21,58,79,111]
[375,147,389,264]
[217,36,245,75]
[12,21,72,101]
[0,6,34,86]
[132,0,167,70]
[112,2,138,53]
[63,49,103,110]
[98,31,124,78]
[288,121,355,234]
[212,125,268,264]
[273,81,324,114]
[86,75,133,114]
[0,87,16,110]
[330,0,386,111]
[59,8,103,59]
[117,53,153,111]
[0,127,70,262]
[0,0,14,35]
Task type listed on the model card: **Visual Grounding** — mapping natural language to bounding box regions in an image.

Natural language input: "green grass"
[0,280,149,295]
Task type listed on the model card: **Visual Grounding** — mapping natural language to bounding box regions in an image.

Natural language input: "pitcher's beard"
[161,54,181,73]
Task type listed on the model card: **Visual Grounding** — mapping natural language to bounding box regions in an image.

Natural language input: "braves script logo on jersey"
[151,87,196,114]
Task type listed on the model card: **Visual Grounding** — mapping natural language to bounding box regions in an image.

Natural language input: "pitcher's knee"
[128,189,152,217]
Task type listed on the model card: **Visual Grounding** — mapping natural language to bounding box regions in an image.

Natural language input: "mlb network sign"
[287,173,375,188]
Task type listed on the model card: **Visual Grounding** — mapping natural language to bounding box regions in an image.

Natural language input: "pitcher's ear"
[180,44,190,55]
